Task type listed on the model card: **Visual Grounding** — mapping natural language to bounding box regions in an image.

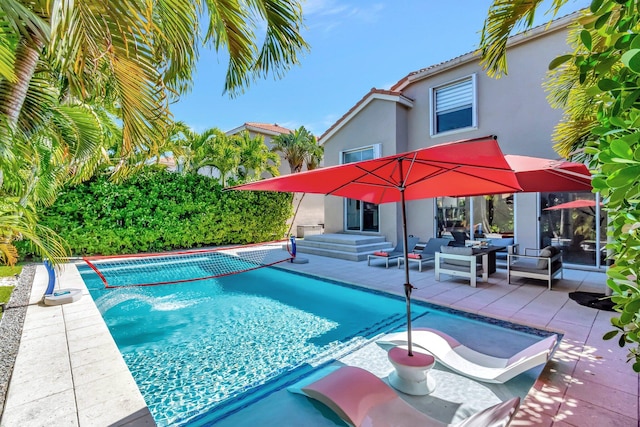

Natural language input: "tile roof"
[319,89,412,141]
[321,10,582,142]
[227,122,293,135]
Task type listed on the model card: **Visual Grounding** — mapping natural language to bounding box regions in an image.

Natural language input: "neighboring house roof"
[226,122,293,136]
[319,11,580,143]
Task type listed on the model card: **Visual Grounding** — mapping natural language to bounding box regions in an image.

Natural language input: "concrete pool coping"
[0,252,638,426]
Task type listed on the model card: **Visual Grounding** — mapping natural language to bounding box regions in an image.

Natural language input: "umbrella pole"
[400,188,413,357]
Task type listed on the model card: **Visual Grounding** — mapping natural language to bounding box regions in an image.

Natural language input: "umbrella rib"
[325,158,402,196]
[546,168,592,183]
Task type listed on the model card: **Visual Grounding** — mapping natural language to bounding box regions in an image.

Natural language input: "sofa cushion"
[440,246,474,266]
[489,237,514,247]
[537,246,553,269]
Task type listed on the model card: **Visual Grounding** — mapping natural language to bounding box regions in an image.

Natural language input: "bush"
[18,171,292,256]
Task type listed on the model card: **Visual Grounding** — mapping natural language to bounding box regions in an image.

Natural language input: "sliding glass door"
[343,146,379,232]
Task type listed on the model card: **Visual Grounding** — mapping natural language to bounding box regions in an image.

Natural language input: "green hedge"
[21,171,292,256]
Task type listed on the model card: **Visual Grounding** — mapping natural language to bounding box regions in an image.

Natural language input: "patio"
[0,250,637,426]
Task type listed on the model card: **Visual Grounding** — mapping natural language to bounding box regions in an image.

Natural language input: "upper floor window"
[341,144,381,164]
[431,75,477,135]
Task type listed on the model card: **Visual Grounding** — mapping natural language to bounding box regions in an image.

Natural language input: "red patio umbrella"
[229,135,522,356]
[504,155,592,193]
[544,199,600,210]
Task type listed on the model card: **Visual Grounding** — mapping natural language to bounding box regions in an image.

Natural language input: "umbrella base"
[290,257,309,264]
[387,347,436,396]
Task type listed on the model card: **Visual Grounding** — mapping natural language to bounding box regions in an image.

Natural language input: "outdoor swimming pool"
[79,261,426,425]
[78,259,554,426]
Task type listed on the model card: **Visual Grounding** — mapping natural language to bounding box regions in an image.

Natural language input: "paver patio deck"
[0,249,637,426]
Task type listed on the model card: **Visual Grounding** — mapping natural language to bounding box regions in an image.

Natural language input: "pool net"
[83,241,293,288]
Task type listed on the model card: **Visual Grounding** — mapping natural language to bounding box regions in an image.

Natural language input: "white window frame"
[429,74,478,137]
[339,144,382,165]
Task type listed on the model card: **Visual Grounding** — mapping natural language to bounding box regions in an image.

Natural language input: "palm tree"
[271,126,323,235]
[209,131,241,187]
[0,0,309,265]
[1,0,309,158]
[172,126,221,175]
[236,131,281,180]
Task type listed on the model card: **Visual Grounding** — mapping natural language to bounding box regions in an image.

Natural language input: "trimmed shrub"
[19,171,292,256]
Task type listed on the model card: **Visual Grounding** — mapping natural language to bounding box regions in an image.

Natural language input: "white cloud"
[303,0,384,32]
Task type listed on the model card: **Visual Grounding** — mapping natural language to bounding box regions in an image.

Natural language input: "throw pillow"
[373,251,389,257]
[408,253,421,259]
[537,246,553,269]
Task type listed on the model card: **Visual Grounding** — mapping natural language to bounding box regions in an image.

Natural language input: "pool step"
[292,233,393,262]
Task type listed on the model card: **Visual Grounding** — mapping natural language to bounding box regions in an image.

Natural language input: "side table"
[387,347,436,395]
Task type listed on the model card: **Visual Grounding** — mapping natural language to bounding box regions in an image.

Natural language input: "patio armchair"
[397,237,453,272]
[435,246,488,287]
[507,246,563,290]
[367,236,420,268]
[487,237,520,267]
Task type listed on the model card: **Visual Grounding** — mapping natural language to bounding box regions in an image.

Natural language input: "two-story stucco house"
[319,12,604,270]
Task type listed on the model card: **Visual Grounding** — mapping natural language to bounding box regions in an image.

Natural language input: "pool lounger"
[289,365,520,427]
[377,328,558,384]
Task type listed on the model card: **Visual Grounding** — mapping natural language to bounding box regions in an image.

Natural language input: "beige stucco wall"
[321,21,574,251]
[323,98,411,242]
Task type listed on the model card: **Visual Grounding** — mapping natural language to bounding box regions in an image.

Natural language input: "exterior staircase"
[292,233,393,261]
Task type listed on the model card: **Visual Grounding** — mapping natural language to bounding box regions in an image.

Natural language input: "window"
[431,75,476,135]
[540,192,606,268]
[341,145,381,232]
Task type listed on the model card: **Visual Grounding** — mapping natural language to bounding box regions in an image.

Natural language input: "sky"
[170,0,591,137]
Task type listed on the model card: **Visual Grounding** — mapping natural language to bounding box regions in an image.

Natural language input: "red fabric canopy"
[231,136,522,203]
[544,199,600,210]
[229,135,520,357]
[504,155,591,193]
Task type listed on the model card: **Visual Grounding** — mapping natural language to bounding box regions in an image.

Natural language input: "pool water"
[79,263,426,426]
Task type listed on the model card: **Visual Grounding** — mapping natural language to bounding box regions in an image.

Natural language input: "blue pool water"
[79,262,427,426]
[79,258,556,426]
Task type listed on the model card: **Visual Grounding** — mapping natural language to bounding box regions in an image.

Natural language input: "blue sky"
[171,0,590,136]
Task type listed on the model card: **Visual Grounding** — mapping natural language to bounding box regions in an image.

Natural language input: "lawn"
[0,265,21,320]
[0,265,22,277]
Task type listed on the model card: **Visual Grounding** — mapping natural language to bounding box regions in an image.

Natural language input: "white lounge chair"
[290,365,520,427]
[377,328,558,384]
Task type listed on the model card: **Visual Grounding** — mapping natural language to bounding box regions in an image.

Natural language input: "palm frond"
[0,0,50,47]
[152,0,200,97]
[0,198,69,265]
[480,0,565,78]
[251,0,309,82]
[204,0,257,94]
[50,1,170,158]
[0,8,18,82]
